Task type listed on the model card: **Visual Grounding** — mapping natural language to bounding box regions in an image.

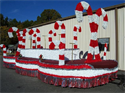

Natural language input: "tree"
[0,14,4,26]
[8,18,18,27]
[36,16,41,24]
[38,9,62,23]
[22,20,34,28]
[4,17,9,26]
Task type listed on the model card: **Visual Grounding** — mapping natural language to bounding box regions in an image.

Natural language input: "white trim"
[16,62,38,69]
[95,46,99,55]
[73,31,77,37]
[59,60,65,65]
[52,30,56,34]
[74,40,77,44]
[75,10,83,23]
[19,31,23,36]
[32,36,36,40]
[26,28,30,32]
[75,25,79,29]
[61,29,66,34]
[12,27,18,31]
[0,44,3,47]
[8,32,13,38]
[104,47,107,52]
[23,36,26,39]
[3,58,15,63]
[3,48,6,51]
[48,42,51,45]
[57,21,62,26]
[37,33,41,37]
[94,14,99,25]
[48,34,52,38]
[19,41,22,45]
[103,56,106,60]
[36,42,41,45]
[61,38,66,44]
[81,1,89,10]
[88,15,94,23]
[53,40,60,46]
[91,32,97,40]
[3,54,7,56]
[88,46,94,54]
[59,49,65,55]
[22,43,25,46]
[38,66,118,77]
[101,8,106,17]
[102,21,108,29]
[32,43,36,46]
[32,28,36,32]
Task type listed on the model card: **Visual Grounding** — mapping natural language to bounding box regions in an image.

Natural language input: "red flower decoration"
[36,29,40,33]
[29,29,34,35]
[39,54,44,61]
[54,22,59,30]
[49,42,55,50]
[61,23,65,29]
[79,27,81,32]
[59,42,65,49]
[33,34,37,37]
[39,55,42,59]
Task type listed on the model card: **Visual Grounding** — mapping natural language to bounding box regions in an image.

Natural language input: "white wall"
[118,7,125,70]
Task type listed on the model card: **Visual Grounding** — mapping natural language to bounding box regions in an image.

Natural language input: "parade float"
[1,1,118,88]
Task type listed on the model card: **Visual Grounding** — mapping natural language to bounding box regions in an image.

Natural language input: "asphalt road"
[0,56,125,93]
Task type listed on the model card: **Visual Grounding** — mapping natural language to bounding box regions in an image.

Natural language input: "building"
[24,3,125,71]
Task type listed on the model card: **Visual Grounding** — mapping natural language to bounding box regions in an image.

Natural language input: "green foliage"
[8,18,18,27]
[0,9,62,46]
[4,17,9,27]
[40,9,62,23]
[0,26,18,46]
[22,20,34,28]
[0,14,4,26]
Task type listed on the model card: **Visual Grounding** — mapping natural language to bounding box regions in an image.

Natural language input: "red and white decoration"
[75,1,93,23]
[2,1,118,89]
[88,8,108,62]
[0,44,6,57]
[20,48,80,60]
[54,21,66,48]
[48,30,57,46]
[28,28,41,49]
[15,56,118,88]
[18,31,23,49]
[73,25,82,49]
[8,27,22,56]
[32,33,37,49]
[8,27,20,38]
[94,8,108,30]
[103,43,107,60]
[49,21,66,65]
[0,44,16,69]
[75,1,108,63]
[16,57,38,77]
[22,28,30,49]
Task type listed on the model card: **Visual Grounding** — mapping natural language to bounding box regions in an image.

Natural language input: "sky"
[0,0,124,22]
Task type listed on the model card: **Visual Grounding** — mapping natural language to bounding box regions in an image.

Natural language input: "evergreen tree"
[40,9,62,23]
[0,14,4,26]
